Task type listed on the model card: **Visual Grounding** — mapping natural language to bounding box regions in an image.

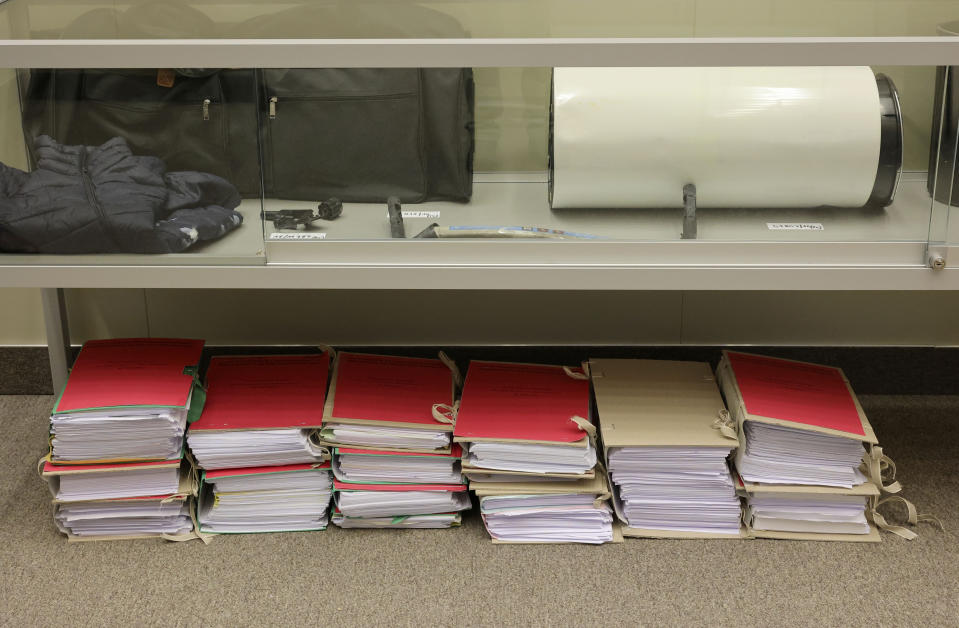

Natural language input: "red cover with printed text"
[325,352,455,428]
[54,338,204,412]
[725,352,871,438]
[453,361,590,444]
[189,354,330,431]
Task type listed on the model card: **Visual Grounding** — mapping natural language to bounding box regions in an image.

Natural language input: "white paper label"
[391,210,441,219]
[766,222,824,231]
[269,232,327,240]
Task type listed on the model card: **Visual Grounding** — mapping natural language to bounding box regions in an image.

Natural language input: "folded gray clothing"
[0,135,242,254]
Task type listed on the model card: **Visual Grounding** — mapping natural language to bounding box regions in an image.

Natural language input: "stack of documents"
[42,338,205,541]
[718,351,882,541]
[42,460,181,501]
[455,361,615,543]
[738,478,880,541]
[322,352,470,529]
[331,511,462,529]
[591,358,743,538]
[454,361,596,481]
[737,422,868,487]
[197,463,333,533]
[186,354,332,469]
[333,445,463,484]
[44,459,197,541]
[54,501,193,538]
[473,475,619,544]
[49,338,205,463]
[333,480,470,521]
[320,352,457,452]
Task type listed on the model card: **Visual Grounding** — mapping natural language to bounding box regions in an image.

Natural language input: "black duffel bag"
[21,2,474,203]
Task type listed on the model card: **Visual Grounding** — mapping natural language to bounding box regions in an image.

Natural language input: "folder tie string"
[432,401,459,425]
[317,344,337,360]
[438,351,464,390]
[711,409,738,440]
[36,455,47,478]
[163,502,214,544]
[593,492,611,509]
[865,446,902,494]
[870,495,944,541]
[563,365,590,381]
[569,415,597,439]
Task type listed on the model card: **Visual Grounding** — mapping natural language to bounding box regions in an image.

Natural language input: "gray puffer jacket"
[0,135,243,254]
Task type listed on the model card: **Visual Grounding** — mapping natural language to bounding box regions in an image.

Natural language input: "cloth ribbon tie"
[438,351,464,390]
[569,415,597,439]
[432,401,459,425]
[870,495,944,541]
[563,365,590,381]
[711,409,738,441]
[865,446,902,494]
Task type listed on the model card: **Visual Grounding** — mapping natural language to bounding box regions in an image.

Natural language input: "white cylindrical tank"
[549,67,901,209]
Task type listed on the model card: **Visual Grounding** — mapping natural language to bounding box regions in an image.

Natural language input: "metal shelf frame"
[2,32,959,389]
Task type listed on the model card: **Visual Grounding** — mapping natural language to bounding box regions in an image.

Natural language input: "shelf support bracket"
[682,183,697,240]
[41,288,71,395]
[926,244,948,270]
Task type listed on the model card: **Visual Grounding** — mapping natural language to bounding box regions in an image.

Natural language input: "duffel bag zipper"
[267,92,414,121]
[202,98,211,121]
[79,146,123,250]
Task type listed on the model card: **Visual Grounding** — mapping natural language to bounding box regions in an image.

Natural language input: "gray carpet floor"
[0,394,956,627]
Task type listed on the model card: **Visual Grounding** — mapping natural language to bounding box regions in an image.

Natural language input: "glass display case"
[1,0,959,288]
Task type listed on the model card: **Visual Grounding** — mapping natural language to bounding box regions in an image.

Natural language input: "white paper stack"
[737,422,868,488]
[481,494,615,544]
[55,465,181,501]
[321,424,451,451]
[465,441,598,476]
[331,511,462,529]
[747,492,870,535]
[334,486,471,517]
[50,410,187,462]
[608,446,741,535]
[198,465,333,534]
[187,429,328,469]
[54,501,193,537]
[333,451,461,484]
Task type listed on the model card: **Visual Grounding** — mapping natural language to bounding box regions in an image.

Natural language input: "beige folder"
[738,475,882,542]
[717,350,885,495]
[474,474,623,544]
[589,358,745,539]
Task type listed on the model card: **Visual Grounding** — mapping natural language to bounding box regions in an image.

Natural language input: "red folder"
[725,352,866,436]
[336,444,462,458]
[189,354,330,431]
[204,461,331,480]
[327,352,454,427]
[55,338,204,412]
[333,479,467,492]
[453,361,590,443]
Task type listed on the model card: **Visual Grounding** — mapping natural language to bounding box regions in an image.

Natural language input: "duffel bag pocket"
[263,69,427,202]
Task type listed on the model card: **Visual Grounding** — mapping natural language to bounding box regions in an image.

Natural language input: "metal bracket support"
[41,288,71,395]
[682,183,697,240]
[926,244,948,270]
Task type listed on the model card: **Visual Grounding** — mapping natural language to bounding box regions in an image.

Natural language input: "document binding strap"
[431,401,460,425]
